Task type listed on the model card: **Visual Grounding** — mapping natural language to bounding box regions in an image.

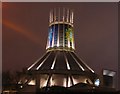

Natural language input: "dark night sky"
[2,2,118,79]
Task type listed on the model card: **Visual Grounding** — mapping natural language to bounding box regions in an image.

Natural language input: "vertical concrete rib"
[36,52,52,70]
[69,52,85,71]
[51,53,57,69]
[27,52,50,70]
[64,52,70,70]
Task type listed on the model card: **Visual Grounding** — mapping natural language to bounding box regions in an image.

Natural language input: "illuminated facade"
[46,8,74,51]
[18,8,99,92]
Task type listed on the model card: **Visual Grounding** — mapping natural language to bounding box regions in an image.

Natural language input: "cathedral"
[16,8,115,93]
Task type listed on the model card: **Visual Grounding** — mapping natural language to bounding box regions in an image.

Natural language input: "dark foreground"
[6,91,119,94]
[2,86,119,94]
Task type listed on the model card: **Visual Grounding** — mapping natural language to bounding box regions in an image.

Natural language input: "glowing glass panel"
[48,26,53,47]
[40,75,49,88]
[28,80,36,85]
[51,74,67,87]
[59,24,63,46]
[94,79,100,86]
[64,24,74,48]
[64,24,68,47]
[54,24,58,46]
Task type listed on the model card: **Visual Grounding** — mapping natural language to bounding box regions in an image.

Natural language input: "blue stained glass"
[54,24,58,45]
[49,26,53,46]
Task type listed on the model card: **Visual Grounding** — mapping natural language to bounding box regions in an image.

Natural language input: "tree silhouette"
[2,71,13,86]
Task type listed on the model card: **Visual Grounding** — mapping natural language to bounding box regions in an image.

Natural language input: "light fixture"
[94,79,100,86]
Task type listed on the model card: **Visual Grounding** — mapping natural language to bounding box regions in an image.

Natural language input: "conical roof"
[28,50,94,74]
[26,50,97,88]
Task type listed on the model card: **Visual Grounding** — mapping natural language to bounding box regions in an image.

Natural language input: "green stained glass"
[65,27,73,42]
